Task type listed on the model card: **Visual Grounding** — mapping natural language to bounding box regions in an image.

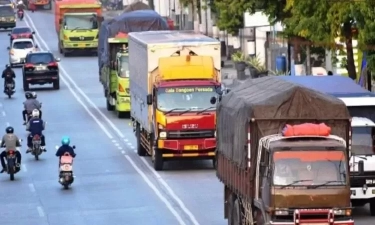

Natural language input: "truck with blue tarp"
[279,75,375,215]
[98,9,168,118]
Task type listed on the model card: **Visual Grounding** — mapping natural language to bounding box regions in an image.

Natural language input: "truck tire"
[136,124,147,156]
[370,199,375,216]
[106,98,114,111]
[53,80,60,90]
[231,198,242,225]
[153,147,163,171]
[23,80,29,91]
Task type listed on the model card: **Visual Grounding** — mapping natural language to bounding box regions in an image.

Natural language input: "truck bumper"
[0,22,15,28]
[269,221,354,225]
[116,94,130,112]
[157,138,215,158]
[351,186,375,199]
[62,42,98,51]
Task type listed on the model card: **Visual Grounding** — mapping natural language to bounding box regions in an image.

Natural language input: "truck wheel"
[136,124,147,156]
[153,148,163,171]
[58,42,63,54]
[370,200,375,216]
[231,198,242,225]
[63,52,70,57]
[106,99,114,111]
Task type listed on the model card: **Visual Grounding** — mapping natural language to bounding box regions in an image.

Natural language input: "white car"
[8,38,38,67]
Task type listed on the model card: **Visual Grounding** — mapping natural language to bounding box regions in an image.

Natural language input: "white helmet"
[17,0,22,4]
[32,109,40,118]
[31,92,37,99]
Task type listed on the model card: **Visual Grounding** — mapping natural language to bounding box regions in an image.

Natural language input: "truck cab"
[350,117,375,213]
[254,133,353,225]
[58,7,101,56]
[103,37,130,118]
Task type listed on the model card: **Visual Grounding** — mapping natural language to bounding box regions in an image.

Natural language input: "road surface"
[0,8,372,225]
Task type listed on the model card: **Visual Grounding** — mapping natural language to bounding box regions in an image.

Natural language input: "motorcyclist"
[0,127,22,173]
[56,136,76,158]
[2,64,15,93]
[16,1,25,14]
[26,109,46,153]
[22,91,42,125]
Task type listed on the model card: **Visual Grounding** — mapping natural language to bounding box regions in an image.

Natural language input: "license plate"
[79,43,86,47]
[184,145,198,150]
[36,66,46,71]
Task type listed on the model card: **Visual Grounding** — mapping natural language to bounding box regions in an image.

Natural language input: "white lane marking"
[28,183,35,192]
[117,146,123,150]
[114,142,120,146]
[140,157,200,225]
[22,164,27,172]
[112,140,117,143]
[126,143,132,146]
[121,150,125,154]
[24,17,113,140]
[6,122,10,126]
[2,111,5,116]
[25,14,199,225]
[125,155,186,225]
[124,139,129,142]
[37,206,45,217]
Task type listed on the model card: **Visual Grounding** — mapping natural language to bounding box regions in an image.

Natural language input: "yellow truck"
[129,31,222,170]
[55,1,102,56]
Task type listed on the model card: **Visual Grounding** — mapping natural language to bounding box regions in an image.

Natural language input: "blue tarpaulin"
[98,10,168,70]
[278,76,375,97]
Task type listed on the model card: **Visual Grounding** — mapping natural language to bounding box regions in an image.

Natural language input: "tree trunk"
[344,22,357,80]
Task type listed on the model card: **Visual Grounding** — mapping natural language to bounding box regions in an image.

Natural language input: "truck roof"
[279,76,375,97]
[269,138,346,149]
[352,116,375,127]
[129,30,219,45]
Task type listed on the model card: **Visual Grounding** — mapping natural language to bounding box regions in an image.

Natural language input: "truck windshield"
[272,150,346,187]
[118,55,129,78]
[352,127,374,155]
[157,86,217,111]
[64,15,98,30]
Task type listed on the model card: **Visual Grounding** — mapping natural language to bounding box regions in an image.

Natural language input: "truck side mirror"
[210,96,217,104]
[358,160,364,175]
[146,94,152,105]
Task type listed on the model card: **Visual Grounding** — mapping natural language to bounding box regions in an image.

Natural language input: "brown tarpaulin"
[123,1,150,12]
[216,76,351,169]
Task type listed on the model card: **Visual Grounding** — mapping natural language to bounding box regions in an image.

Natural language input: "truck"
[216,76,354,225]
[280,75,375,215]
[129,30,221,171]
[98,10,169,118]
[55,0,102,56]
[23,0,51,10]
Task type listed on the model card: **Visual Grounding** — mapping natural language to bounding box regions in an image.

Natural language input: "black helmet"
[5,64,10,69]
[25,92,32,99]
[5,126,14,134]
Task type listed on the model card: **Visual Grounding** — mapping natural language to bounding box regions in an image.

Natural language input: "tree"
[283,0,375,80]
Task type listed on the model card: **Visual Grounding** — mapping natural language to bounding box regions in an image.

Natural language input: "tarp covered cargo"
[123,1,150,12]
[98,9,168,69]
[217,76,351,168]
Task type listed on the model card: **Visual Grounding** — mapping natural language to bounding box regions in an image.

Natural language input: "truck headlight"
[159,131,167,138]
[214,131,216,137]
[274,210,288,216]
[334,209,351,216]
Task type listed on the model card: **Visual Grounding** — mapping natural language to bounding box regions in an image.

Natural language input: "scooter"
[0,139,22,181]
[17,10,24,21]
[31,134,44,160]
[4,82,14,98]
[56,145,75,189]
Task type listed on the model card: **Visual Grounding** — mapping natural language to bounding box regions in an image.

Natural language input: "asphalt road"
[0,9,372,225]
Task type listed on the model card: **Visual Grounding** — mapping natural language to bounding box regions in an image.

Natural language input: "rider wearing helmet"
[2,64,15,93]
[0,127,22,173]
[22,91,41,125]
[55,136,76,158]
[26,109,46,153]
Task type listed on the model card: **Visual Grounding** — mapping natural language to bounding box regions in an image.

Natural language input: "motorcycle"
[17,10,24,21]
[31,134,43,160]
[0,139,22,181]
[56,145,75,189]
[4,82,14,98]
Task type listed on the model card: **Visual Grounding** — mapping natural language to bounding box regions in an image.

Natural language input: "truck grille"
[350,172,375,187]
[167,130,214,139]
[69,37,95,41]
